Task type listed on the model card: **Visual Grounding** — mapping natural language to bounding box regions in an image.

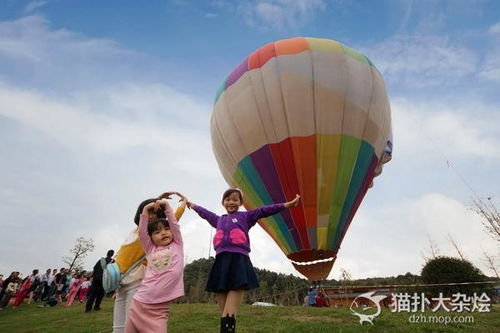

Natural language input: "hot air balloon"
[210,37,392,281]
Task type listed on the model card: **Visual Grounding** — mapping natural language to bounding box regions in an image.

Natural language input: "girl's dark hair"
[134,198,166,225]
[222,188,243,203]
[147,218,170,237]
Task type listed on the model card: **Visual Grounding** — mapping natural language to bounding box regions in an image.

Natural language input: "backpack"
[101,256,146,294]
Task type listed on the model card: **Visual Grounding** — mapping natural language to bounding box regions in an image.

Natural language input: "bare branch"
[422,236,440,263]
[446,233,466,261]
[481,248,499,279]
[472,197,500,242]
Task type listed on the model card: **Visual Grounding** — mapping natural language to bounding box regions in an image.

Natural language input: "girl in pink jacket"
[66,274,83,307]
[125,197,184,333]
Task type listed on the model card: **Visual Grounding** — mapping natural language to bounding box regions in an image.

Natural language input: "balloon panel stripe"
[249,42,276,70]
[315,135,342,250]
[269,138,312,249]
[326,136,362,247]
[233,164,294,254]
[238,156,299,252]
[253,146,306,249]
[290,136,318,230]
[214,79,227,105]
[250,145,286,202]
[226,57,249,89]
[249,145,304,248]
[331,141,374,248]
[335,154,378,250]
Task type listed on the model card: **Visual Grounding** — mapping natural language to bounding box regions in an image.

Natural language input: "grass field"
[0,298,498,332]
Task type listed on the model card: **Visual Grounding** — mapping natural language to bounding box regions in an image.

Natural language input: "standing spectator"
[27,269,40,304]
[0,272,18,302]
[53,268,65,303]
[45,269,58,300]
[0,274,4,289]
[66,273,83,307]
[62,269,73,300]
[38,269,52,301]
[308,287,317,307]
[79,276,91,303]
[59,269,68,301]
[85,249,114,313]
[12,276,31,308]
[316,289,325,307]
[0,276,19,309]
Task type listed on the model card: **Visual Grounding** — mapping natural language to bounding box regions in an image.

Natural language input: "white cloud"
[488,21,500,35]
[476,22,500,81]
[0,82,208,152]
[364,35,478,87]
[479,48,500,82]
[236,0,326,30]
[24,1,49,14]
[392,97,500,161]
[331,193,498,279]
[0,15,161,95]
[0,15,131,63]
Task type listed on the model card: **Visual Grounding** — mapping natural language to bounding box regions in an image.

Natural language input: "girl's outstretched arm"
[138,201,157,252]
[190,203,219,228]
[284,194,301,208]
[247,194,301,226]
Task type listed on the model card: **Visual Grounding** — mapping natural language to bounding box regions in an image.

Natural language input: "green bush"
[421,256,487,296]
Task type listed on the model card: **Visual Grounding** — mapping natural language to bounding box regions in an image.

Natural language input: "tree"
[421,256,486,296]
[421,237,440,263]
[472,197,500,242]
[339,268,353,306]
[62,237,95,271]
[481,248,499,279]
[446,233,467,261]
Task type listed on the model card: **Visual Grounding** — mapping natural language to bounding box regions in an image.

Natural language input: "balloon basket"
[288,249,337,281]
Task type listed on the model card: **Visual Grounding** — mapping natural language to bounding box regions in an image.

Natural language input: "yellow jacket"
[115,203,186,274]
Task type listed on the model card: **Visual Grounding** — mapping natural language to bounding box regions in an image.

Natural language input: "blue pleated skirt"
[205,252,259,292]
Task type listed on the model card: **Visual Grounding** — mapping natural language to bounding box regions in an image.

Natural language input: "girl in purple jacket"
[189,188,300,333]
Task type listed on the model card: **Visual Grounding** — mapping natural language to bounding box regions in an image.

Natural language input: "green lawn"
[0,298,498,332]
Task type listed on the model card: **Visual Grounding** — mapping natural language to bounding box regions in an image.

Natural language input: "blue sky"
[0,0,499,280]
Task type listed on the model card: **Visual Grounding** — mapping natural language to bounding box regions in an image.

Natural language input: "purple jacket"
[193,204,285,256]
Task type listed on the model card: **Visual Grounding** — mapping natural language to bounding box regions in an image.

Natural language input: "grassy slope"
[0,298,498,333]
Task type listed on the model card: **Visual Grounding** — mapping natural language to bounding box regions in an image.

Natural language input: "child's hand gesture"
[157,198,171,211]
[142,201,158,215]
[158,191,187,204]
[284,194,301,208]
[174,192,188,204]
[157,191,175,200]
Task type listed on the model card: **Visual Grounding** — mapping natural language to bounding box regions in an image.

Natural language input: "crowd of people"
[0,267,92,310]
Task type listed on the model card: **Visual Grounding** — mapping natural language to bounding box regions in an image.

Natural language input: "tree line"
[178,257,497,305]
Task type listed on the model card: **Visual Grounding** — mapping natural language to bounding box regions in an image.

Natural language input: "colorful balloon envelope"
[210,37,392,280]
